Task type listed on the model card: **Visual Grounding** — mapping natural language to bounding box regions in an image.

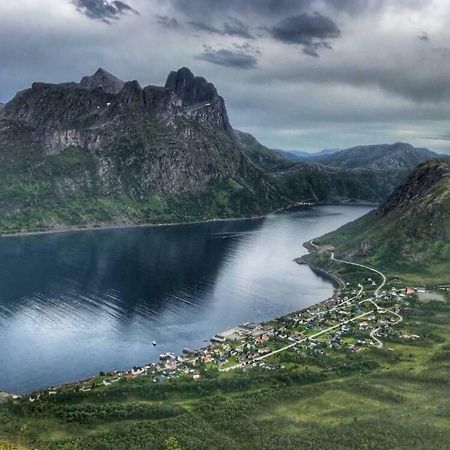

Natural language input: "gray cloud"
[268,13,340,56]
[427,133,450,141]
[418,31,429,42]
[167,0,406,21]
[187,18,254,39]
[196,46,258,69]
[1,0,449,153]
[223,18,254,39]
[72,0,138,23]
[188,21,223,35]
[156,15,182,29]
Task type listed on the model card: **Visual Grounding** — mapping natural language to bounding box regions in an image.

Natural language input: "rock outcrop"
[79,68,125,94]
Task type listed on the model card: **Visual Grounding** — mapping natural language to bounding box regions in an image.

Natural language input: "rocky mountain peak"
[376,159,450,217]
[118,80,143,104]
[80,68,125,94]
[165,67,219,106]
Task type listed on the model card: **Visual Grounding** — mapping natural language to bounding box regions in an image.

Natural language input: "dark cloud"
[156,15,182,29]
[72,0,138,23]
[187,18,254,39]
[1,0,447,152]
[196,46,258,69]
[223,18,254,39]
[268,13,340,56]
[167,0,392,21]
[418,31,429,42]
[189,21,223,35]
[171,0,312,19]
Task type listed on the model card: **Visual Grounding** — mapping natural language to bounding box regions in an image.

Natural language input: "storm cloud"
[188,19,254,39]
[268,13,340,56]
[196,46,258,69]
[1,0,450,153]
[72,0,138,23]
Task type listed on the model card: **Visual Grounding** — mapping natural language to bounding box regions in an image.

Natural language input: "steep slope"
[235,130,399,202]
[0,67,285,233]
[314,142,443,170]
[316,159,450,283]
[234,129,296,172]
[274,163,400,204]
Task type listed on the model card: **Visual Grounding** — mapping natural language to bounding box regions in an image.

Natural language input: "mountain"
[0,67,425,234]
[79,68,126,94]
[316,159,450,283]
[314,142,444,170]
[0,67,285,233]
[273,148,339,161]
[234,130,400,202]
[233,130,297,172]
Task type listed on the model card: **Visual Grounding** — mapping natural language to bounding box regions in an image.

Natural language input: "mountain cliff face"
[0,67,285,232]
[316,159,450,283]
[1,66,239,193]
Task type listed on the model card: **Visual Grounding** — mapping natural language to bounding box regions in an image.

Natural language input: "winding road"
[221,247,401,371]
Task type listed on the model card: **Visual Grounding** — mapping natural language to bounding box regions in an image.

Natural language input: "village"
[19,269,431,403]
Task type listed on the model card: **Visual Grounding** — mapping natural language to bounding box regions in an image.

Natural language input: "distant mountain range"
[273,148,339,161]
[312,142,449,170]
[317,159,450,284]
[274,142,449,170]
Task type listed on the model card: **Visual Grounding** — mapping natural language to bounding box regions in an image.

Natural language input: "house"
[359,321,369,330]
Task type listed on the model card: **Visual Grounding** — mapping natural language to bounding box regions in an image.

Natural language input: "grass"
[0,288,448,449]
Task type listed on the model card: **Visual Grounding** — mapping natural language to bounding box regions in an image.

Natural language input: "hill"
[314,142,445,170]
[316,159,450,284]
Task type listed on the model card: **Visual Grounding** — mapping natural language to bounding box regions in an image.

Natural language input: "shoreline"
[0,214,271,239]
[0,202,376,239]
[0,209,298,239]
[1,239,340,397]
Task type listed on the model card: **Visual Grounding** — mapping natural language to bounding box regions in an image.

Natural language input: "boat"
[152,340,157,346]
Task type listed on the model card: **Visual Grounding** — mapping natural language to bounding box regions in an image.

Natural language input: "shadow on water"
[0,206,372,393]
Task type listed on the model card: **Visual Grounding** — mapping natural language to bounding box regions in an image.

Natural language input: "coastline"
[0,207,296,239]
[0,201,375,239]
[1,238,340,397]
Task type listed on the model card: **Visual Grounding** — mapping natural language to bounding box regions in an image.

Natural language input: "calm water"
[0,205,371,393]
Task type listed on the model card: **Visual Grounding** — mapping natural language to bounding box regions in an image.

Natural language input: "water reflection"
[0,205,371,393]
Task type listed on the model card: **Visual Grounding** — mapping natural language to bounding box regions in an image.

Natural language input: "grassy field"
[0,278,448,449]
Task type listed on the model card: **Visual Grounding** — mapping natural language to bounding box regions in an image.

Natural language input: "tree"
[165,436,181,450]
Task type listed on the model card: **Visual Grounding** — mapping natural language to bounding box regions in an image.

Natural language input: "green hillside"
[315,159,450,284]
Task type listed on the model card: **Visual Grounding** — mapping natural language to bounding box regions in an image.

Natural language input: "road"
[331,252,386,298]
[221,249,401,372]
[222,309,375,371]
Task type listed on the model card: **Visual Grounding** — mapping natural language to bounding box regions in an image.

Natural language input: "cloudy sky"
[2,0,450,153]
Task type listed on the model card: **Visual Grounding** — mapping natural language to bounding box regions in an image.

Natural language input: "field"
[0,271,448,450]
